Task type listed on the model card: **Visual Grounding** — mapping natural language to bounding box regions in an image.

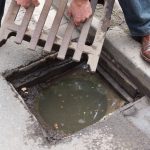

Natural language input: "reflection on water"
[36,67,124,134]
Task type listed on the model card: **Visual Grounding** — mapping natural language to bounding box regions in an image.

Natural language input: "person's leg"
[0,0,6,26]
[118,0,150,37]
[118,0,150,62]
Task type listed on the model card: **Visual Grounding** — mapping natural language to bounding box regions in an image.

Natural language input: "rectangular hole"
[5,51,140,143]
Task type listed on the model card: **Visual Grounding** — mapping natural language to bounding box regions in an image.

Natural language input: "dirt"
[95,4,129,33]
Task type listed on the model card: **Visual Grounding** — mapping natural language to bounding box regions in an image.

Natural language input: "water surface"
[36,67,124,134]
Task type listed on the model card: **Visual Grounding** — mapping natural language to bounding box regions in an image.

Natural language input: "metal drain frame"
[0,0,115,72]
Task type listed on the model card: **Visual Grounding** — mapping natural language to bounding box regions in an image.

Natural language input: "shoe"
[141,35,150,62]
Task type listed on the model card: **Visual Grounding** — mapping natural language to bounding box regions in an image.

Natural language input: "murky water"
[35,67,124,134]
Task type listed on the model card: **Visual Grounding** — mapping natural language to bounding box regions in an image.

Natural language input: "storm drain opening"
[5,50,142,143]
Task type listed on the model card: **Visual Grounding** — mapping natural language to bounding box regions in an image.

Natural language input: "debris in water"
[97,84,101,88]
[78,85,82,90]
[112,101,117,107]
[58,94,62,97]
[21,87,27,92]
[61,123,64,127]
[54,123,59,130]
[93,111,98,120]
[98,104,101,107]
[82,64,89,70]
[78,119,86,124]
[86,95,89,98]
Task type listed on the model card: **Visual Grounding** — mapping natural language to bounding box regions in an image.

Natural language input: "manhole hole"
[5,53,141,143]
[34,67,124,134]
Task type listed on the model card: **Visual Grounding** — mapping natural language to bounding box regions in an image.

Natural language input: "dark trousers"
[0,0,6,26]
[119,0,150,36]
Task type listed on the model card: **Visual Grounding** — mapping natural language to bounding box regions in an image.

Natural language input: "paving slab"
[0,38,52,150]
[0,38,43,74]
[104,27,150,97]
[125,97,150,139]
[0,75,51,150]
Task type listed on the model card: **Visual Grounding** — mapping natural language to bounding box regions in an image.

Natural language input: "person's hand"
[16,0,39,8]
[67,0,92,26]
